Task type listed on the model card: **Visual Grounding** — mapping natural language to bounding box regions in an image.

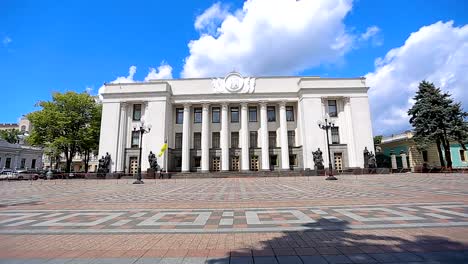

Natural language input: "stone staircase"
[170,170,304,179]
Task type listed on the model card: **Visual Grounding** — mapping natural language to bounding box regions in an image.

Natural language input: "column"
[116,102,127,172]
[221,103,229,171]
[240,103,249,171]
[279,102,290,170]
[401,152,408,169]
[201,103,210,172]
[343,98,357,167]
[181,104,191,172]
[390,152,397,170]
[260,102,269,170]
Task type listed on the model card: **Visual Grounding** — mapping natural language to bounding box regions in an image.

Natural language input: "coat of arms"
[212,72,255,93]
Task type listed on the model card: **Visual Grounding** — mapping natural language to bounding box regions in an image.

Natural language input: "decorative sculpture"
[104,152,111,172]
[363,147,369,168]
[97,152,111,177]
[148,151,160,171]
[368,151,377,169]
[312,148,324,170]
[212,72,256,94]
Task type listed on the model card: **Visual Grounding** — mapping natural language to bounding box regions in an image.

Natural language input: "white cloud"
[360,26,380,40]
[182,0,375,78]
[144,63,173,81]
[85,87,93,94]
[366,21,468,135]
[194,2,230,35]
[98,66,137,99]
[2,36,12,46]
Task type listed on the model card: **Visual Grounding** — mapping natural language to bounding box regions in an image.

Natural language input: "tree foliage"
[0,129,21,144]
[408,81,468,169]
[27,92,102,172]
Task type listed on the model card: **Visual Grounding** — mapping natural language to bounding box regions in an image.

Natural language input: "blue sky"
[1,0,467,135]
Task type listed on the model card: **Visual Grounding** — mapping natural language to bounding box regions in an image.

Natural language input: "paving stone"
[368,253,399,262]
[134,258,162,264]
[229,256,253,264]
[276,255,302,264]
[324,254,353,264]
[345,254,377,263]
[181,257,206,264]
[299,255,328,264]
[391,252,424,262]
[252,256,278,264]
[204,257,229,264]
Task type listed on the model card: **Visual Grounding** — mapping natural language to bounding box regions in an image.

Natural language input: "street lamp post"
[318,115,337,180]
[133,118,151,184]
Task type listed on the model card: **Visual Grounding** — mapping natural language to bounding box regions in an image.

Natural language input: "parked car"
[0,171,18,180]
[15,170,40,180]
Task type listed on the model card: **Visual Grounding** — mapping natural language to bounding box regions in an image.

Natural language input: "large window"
[250,131,258,148]
[194,108,202,123]
[328,100,337,117]
[422,150,428,162]
[133,104,142,121]
[31,159,36,169]
[267,106,276,122]
[231,132,239,148]
[175,133,183,149]
[212,107,220,123]
[176,108,184,124]
[289,154,297,166]
[230,107,239,123]
[270,155,278,167]
[194,156,201,168]
[461,149,467,162]
[212,132,220,148]
[286,106,294,121]
[131,131,140,148]
[331,127,340,144]
[269,131,277,148]
[20,158,26,169]
[193,132,201,149]
[249,106,257,122]
[5,158,11,169]
[288,131,295,147]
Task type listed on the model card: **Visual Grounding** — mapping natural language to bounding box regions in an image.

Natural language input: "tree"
[408,81,467,169]
[373,135,383,145]
[27,92,101,173]
[77,104,102,172]
[0,129,21,144]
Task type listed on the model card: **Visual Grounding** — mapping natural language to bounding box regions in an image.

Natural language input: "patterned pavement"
[1,173,468,263]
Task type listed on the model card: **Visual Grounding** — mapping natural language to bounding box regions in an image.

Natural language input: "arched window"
[20,125,26,132]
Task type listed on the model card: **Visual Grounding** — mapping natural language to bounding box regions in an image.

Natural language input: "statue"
[148,151,160,171]
[312,148,324,170]
[368,151,377,169]
[104,152,111,172]
[363,147,369,168]
[97,156,106,178]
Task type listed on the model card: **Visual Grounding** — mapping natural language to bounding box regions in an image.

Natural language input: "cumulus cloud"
[366,21,468,135]
[182,0,372,78]
[144,63,173,81]
[98,65,138,99]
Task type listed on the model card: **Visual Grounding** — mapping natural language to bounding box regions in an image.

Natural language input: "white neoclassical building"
[98,72,374,174]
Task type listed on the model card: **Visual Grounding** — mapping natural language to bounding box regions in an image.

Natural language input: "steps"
[170,170,304,179]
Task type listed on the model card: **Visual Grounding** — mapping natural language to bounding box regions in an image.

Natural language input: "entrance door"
[334,153,343,171]
[231,156,240,171]
[129,157,138,174]
[212,157,221,172]
[250,155,259,171]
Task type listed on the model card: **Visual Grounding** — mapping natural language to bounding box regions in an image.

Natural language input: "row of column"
[181,102,291,172]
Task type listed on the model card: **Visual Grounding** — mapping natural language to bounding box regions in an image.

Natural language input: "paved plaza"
[0,174,468,263]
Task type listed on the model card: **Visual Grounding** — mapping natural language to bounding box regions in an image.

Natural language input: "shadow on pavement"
[207,218,468,264]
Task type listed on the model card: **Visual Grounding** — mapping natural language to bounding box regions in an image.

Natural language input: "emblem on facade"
[212,72,255,94]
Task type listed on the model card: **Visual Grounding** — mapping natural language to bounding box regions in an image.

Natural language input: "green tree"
[373,135,383,145]
[0,129,21,144]
[77,104,102,172]
[27,92,101,173]
[408,81,467,169]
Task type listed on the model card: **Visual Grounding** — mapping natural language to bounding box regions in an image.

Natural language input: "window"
[289,154,297,166]
[193,132,201,149]
[269,131,277,148]
[286,106,294,121]
[249,106,257,122]
[231,132,239,148]
[212,132,220,148]
[194,108,202,123]
[422,150,428,162]
[175,157,182,168]
[230,107,239,123]
[133,104,142,121]
[212,107,220,123]
[5,158,11,169]
[31,159,36,169]
[176,108,184,124]
[194,156,201,168]
[175,133,183,149]
[331,127,340,144]
[328,100,337,117]
[288,131,295,147]
[20,125,26,132]
[267,106,276,122]
[270,155,278,167]
[20,158,26,169]
[250,131,258,148]
[460,149,466,162]
[131,131,140,148]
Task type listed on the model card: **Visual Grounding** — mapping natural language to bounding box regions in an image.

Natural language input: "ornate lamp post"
[132,117,151,184]
[317,114,337,180]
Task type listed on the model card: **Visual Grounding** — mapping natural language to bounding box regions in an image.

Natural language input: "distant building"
[379,131,467,171]
[0,116,31,133]
[42,153,99,172]
[0,139,43,171]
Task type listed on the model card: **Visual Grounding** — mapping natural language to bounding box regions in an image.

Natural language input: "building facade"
[0,139,43,171]
[99,73,374,173]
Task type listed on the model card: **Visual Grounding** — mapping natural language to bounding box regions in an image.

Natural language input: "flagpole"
[165,139,168,174]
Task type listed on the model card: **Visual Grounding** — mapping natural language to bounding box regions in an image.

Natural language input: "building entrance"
[250,155,259,171]
[334,153,343,171]
[212,157,220,172]
[129,157,138,174]
[231,156,240,171]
